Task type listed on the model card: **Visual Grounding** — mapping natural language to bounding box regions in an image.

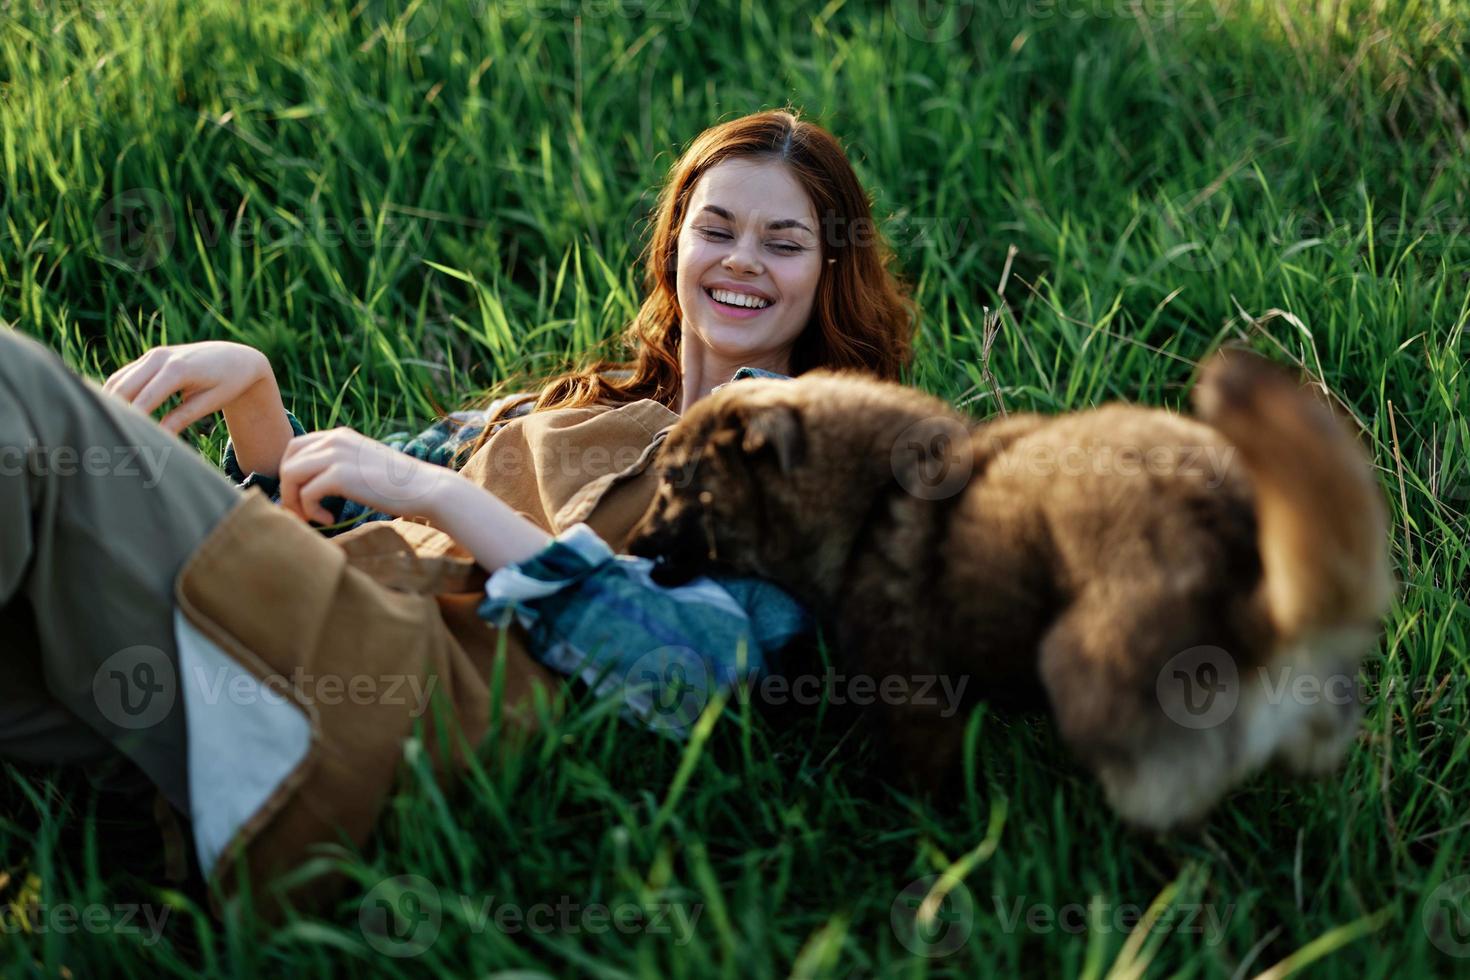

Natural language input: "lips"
[704,278,775,300]
[704,286,775,312]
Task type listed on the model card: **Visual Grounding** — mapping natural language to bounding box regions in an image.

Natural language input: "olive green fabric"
[0,326,240,814]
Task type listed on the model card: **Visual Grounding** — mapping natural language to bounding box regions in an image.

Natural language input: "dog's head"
[627,371,972,599]
[628,377,825,591]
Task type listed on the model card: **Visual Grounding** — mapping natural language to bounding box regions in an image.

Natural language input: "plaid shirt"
[220,367,809,737]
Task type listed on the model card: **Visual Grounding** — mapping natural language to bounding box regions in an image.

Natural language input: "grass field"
[2,0,1469,975]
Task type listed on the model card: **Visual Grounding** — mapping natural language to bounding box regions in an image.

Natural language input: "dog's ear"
[738,403,805,475]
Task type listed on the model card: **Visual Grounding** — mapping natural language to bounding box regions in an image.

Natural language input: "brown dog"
[627,351,1394,830]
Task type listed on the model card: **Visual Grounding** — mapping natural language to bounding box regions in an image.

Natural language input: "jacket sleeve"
[478,523,811,737]
[221,406,523,536]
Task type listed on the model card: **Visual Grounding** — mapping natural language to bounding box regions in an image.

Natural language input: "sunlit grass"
[2,0,1467,975]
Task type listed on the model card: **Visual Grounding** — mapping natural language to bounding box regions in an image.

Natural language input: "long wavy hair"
[457,107,918,461]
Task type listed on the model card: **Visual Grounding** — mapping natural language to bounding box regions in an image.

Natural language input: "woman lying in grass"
[0,108,916,917]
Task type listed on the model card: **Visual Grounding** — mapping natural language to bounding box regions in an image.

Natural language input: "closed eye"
[698,228,804,253]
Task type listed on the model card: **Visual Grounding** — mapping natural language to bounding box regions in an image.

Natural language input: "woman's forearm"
[222,367,297,478]
[425,476,553,572]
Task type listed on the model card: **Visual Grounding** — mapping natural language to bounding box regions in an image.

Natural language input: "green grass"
[2,0,1468,974]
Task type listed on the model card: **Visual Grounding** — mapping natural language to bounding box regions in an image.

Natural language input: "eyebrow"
[698,205,814,236]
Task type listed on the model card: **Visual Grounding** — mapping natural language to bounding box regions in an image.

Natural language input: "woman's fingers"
[276,457,306,520]
[277,433,337,522]
[102,357,155,401]
[100,363,130,395]
[157,393,216,434]
[276,444,313,520]
[296,469,343,526]
[105,349,181,411]
[278,429,399,525]
[130,367,188,416]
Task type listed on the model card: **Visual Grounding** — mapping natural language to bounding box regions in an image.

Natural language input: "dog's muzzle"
[627,520,706,587]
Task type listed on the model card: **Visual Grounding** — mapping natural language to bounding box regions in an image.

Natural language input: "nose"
[626,527,663,561]
[626,504,676,561]
[628,526,703,586]
[721,234,763,276]
[648,555,701,587]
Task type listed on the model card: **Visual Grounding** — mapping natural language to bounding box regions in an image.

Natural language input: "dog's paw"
[1089,726,1241,833]
[1271,703,1360,776]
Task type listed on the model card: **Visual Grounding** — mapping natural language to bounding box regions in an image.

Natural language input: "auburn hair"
[456,107,918,462]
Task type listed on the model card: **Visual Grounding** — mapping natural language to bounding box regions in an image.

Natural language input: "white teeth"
[709,288,771,309]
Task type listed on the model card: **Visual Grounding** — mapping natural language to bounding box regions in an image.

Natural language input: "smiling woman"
[457,106,919,439]
[675,158,827,410]
[2,107,920,922]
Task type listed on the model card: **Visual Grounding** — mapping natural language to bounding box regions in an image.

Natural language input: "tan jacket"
[172,397,679,916]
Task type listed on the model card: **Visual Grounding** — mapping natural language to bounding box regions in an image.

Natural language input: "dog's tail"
[1193,349,1394,641]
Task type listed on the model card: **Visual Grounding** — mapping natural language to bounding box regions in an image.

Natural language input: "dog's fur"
[627,351,1394,830]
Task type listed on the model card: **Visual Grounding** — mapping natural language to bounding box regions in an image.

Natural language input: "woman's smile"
[675,156,823,376]
[704,285,776,319]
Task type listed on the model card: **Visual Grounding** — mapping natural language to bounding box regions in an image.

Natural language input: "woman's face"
[674,157,824,373]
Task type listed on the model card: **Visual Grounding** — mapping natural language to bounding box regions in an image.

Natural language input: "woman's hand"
[103,341,274,433]
[103,340,296,475]
[277,426,552,568]
[276,426,457,526]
